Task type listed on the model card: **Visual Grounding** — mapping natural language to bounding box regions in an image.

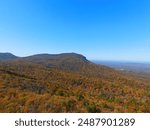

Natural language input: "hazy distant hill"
[94,61,150,74]
[0,53,149,113]
[0,53,18,61]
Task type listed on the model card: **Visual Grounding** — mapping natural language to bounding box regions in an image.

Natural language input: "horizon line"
[0,51,150,63]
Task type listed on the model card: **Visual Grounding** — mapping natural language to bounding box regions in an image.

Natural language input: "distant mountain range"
[93,60,150,74]
[0,52,87,60]
[1,52,149,74]
[0,52,115,76]
[0,52,88,63]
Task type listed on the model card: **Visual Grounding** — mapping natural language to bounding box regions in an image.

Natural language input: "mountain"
[0,52,149,113]
[2,53,117,78]
[21,53,90,71]
[0,53,18,61]
[0,52,91,72]
[24,53,88,62]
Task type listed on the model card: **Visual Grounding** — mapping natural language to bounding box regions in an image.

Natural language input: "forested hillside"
[0,53,149,112]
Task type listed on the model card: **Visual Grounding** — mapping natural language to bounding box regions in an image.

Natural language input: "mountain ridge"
[0,52,117,78]
[0,52,18,61]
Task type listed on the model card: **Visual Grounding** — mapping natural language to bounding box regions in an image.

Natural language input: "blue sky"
[0,0,150,62]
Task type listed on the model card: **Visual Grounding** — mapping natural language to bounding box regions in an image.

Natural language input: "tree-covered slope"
[0,53,149,112]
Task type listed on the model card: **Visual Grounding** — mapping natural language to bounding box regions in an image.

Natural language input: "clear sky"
[0,0,150,62]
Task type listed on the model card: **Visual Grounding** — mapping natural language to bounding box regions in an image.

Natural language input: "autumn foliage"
[0,54,149,113]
